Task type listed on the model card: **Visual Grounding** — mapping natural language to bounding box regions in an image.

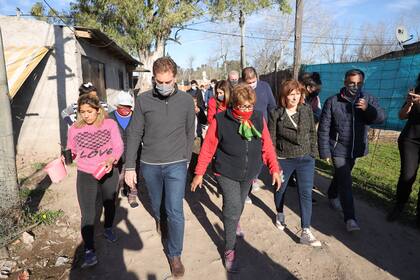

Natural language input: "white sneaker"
[346,219,360,232]
[245,195,252,204]
[251,179,265,192]
[300,228,322,247]
[275,212,285,230]
[329,198,343,211]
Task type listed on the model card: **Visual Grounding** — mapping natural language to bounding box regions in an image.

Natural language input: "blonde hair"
[74,93,107,128]
[231,83,256,106]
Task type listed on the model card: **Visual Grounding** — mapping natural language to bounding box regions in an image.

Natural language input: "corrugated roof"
[74,26,141,66]
[5,46,50,98]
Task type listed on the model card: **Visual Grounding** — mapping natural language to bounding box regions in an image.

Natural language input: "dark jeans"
[395,139,420,212]
[140,161,187,257]
[274,155,315,228]
[328,157,356,222]
[76,168,119,251]
[216,175,252,251]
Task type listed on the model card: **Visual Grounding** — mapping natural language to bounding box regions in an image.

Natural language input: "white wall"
[0,17,81,164]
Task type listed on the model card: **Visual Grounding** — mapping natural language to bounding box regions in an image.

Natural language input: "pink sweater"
[67,119,124,174]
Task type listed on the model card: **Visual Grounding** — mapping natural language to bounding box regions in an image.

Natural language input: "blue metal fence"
[303,54,420,131]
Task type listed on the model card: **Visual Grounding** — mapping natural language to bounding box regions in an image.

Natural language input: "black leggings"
[395,139,420,213]
[76,168,119,250]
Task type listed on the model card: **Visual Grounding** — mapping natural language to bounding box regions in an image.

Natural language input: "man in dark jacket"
[242,67,277,199]
[124,57,195,278]
[187,80,199,98]
[318,69,385,232]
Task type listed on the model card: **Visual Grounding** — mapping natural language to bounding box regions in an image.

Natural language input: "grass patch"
[315,142,420,222]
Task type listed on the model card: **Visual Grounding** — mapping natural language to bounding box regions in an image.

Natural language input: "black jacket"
[268,104,317,158]
[318,89,386,159]
[213,109,264,181]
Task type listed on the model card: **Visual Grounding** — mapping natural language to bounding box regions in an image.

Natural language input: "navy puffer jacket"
[318,88,386,159]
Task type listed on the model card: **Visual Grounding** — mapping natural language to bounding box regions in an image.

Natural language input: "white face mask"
[191,85,197,90]
[249,81,257,89]
[155,82,174,97]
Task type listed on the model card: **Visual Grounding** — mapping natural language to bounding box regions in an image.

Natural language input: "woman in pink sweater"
[67,93,123,268]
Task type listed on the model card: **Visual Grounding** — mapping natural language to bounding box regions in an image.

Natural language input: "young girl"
[67,93,123,268]
[191,83,281,273]
[207,80,231,124]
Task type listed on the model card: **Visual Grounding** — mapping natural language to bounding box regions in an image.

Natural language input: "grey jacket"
[125,87,195,168]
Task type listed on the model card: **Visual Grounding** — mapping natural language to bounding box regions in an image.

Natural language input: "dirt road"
[38,165,420,280]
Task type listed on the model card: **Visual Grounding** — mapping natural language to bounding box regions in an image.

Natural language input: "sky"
[1,0,419,69]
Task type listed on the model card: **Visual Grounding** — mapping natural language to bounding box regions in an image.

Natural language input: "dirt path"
[39,165,420,280]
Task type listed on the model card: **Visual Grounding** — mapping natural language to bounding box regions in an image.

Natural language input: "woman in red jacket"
[207,80,231,124]
[191,83,282,273]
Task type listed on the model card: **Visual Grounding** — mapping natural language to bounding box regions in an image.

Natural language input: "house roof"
[74,26,141,66]
[372,41,420,61]
[5,46,50,98]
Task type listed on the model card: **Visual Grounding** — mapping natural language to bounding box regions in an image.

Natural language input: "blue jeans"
[140,161,187,257]
[274,155,315,228]
[327,157,356,222]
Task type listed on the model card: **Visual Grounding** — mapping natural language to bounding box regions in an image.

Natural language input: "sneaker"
[275,212,286,230]
[81,250,98,268]
[245,195,252,204]
[236,223,244,238]
[169,256,185,278]
[128,194,139,209]
[386,204,404,222]
[346,219,360,232]
[224,250,239,273]
[104,228,118,242]
[329,198,343,211]
[251,179,264,192]
[300,228,322,247]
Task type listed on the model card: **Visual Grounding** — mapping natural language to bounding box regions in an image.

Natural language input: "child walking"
[67,93,123,268]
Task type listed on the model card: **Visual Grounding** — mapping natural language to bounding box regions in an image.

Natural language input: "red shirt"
[207,97,227,124]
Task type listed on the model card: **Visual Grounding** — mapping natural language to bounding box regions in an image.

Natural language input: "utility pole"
[239,10,246,70]
[0,27,20,210]
[293,0,303,80]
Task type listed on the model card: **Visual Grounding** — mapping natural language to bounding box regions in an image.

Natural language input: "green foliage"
[28,209,64,225]
[207,0,291,20]
[69,0,202,57]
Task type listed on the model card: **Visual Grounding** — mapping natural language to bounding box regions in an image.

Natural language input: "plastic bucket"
[44,157,67,183]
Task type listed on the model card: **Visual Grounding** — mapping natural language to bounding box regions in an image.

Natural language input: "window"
[81,56,106,101]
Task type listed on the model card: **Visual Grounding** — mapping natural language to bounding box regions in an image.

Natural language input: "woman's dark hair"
[299,72,322,87]
[79,82,97,96]
[214,80,231,106]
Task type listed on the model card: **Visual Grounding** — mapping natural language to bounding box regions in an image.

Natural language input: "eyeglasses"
[236,104,254,111]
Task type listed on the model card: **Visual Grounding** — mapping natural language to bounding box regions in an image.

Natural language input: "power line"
[181,27,396,47]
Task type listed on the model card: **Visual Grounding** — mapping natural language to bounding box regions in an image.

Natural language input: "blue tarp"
[303,54,420,131]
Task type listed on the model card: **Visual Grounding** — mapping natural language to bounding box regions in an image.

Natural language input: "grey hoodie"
[125,87,195,169]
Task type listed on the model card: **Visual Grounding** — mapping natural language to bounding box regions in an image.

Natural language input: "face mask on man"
[211,83,215,88]
[249,81,257,89]
[229,79,238,86]
[156,82,174,97]
[346,85,361,96]
[191,85,197,90]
